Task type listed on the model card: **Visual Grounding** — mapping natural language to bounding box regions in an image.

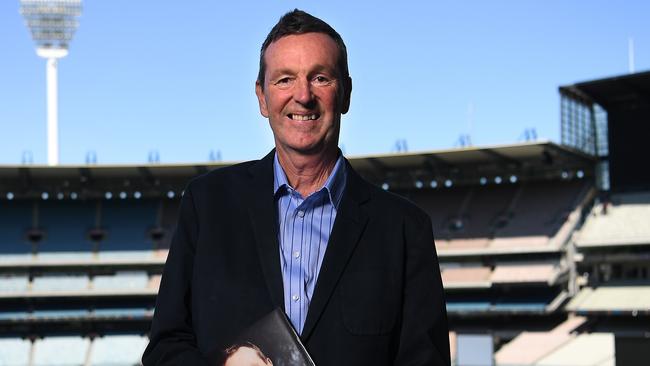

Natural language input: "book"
[217,308,315,366]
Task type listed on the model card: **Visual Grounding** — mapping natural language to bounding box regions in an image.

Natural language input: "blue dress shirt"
[273,153,346,334]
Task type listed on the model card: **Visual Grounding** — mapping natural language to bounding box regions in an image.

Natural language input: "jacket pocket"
[340,270,399,335]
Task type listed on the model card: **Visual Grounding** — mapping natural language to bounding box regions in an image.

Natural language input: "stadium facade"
[1,72,649,365]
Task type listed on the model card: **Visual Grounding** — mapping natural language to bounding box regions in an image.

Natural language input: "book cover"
[216,308,315,366]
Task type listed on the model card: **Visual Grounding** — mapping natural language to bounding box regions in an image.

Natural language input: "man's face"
[224,346,273,366]
[255,32,351,156]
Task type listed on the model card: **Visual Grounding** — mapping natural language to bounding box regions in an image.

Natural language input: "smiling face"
[255,32,351,158]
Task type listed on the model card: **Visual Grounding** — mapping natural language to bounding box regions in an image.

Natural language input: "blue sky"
[1,1,648,164]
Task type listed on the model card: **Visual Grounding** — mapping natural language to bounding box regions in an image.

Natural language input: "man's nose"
[292,78,314,105]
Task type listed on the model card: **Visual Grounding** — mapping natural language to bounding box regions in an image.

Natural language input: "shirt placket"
[289,190,307,333]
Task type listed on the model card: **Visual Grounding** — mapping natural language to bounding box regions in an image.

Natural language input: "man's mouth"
[288,113,319,121]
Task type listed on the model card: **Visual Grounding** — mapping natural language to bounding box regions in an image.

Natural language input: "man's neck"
[276,147,338,198]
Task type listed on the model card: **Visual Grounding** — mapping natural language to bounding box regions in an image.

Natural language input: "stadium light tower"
[20,0,82,166]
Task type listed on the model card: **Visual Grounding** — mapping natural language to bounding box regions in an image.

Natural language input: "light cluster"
[2,190,179,201]
[380,170,586,191]
[20,0,82,49]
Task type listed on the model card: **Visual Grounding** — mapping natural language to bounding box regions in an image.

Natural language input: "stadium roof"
[349,140,592,175]
[0,141,595,197]
[559,70,650,109]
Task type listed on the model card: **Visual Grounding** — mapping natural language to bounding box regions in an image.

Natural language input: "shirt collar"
[273,151,347,209]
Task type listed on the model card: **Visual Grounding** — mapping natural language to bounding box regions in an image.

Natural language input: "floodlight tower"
[20,0,82,166]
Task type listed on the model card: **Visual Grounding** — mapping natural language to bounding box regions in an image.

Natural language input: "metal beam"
[480,149,522,168]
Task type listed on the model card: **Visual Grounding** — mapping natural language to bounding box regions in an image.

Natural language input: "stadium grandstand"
[1,71,649,365]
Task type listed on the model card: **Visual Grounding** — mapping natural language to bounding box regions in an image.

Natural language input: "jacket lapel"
[247,150,285,310]
[301,162,370,340]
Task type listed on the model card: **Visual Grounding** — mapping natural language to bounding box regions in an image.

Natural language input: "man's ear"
[255,81,269,118]
[341,76,352,114]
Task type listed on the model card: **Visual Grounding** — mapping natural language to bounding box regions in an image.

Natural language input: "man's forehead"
[264,33,339,70]
[265,32,338,56]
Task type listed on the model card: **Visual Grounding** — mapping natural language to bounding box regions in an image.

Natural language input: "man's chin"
[282,142,337,157]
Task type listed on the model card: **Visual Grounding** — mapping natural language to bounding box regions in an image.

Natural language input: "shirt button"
[292,294,300,302]
[297,210,305,218]
[293,251,300,259]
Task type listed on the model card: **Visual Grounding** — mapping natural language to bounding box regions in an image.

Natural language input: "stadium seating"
[0,274,29,293]
[445,301,492,312]
[534,333,615,366]
[89,335,149,365]
[566,285,650,313]
[408,187,469,237]
[446,291,557,314]
[92,271,149,291]
[0,201,33,256]
[0,311,31,321]
[91,308,150,319]
[0,335,152,366]
[440,238,490,250]
[31,274,90,292]
[32,336,90,365]
[430,181,590,255]
[500,332,570,365]
[450,185,515,239]
[493,181,585,238]
[494,317,586,366]
[0,198,167,260]
[32,309,90,320]
[0,272,161,298]
[38,201,95,255]
[441,266,492,288]
[0,181,589,364]
[491,301,547,313]
[0,141,621,365]
[0,338,31,366]
[0,307,155,322]
[491,263,561,285]
[495,316,586,365]
[98,200,158,254]
[158,200,179,250]
[440,262,564,283]
[577,192,650,247]
[489,235,550,250]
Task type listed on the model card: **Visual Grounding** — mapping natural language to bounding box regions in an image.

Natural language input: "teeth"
[290,114,318,121]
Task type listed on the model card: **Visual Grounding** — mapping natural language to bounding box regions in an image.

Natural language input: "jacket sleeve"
[142,184,210,366]
[394,216,450,366]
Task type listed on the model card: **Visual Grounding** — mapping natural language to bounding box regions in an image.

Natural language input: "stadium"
[1,70,649,365]
[2,1,650,365]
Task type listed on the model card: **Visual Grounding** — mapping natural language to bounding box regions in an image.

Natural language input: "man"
[143,9,449,366]
[222,343,273,366]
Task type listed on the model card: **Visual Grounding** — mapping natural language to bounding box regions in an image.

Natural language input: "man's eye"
[313,76,330,84]
[275,78,292,86]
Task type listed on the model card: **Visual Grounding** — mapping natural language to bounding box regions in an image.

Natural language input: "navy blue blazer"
[143,150,450,366]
